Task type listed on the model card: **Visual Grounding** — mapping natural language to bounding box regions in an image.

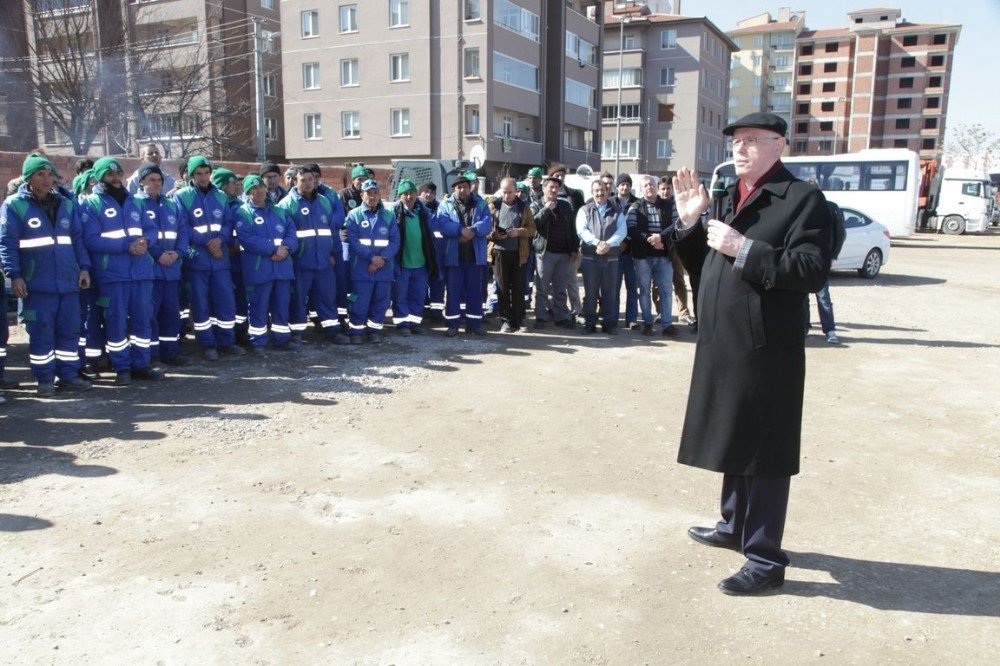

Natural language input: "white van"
[928,168,992,235]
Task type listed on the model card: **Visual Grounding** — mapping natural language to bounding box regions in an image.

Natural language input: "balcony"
[489,135,543,164]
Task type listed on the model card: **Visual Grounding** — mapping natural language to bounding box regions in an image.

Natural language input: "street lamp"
[614,5,651,176]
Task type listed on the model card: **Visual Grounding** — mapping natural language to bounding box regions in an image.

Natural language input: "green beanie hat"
[242,174,265,193]
[72,170,94,196]
[92,157,124,184]
[22,155,56,180]
[211,168,239,189]
[351,164,368,179]
[527,167,544,178]
[186,155,213,177]
[396,179,417,195]
[463,170,478,182]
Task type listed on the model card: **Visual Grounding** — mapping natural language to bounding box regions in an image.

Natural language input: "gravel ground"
[1,230,998,664]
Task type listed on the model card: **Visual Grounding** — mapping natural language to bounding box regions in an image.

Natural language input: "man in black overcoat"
[671,112,833,595]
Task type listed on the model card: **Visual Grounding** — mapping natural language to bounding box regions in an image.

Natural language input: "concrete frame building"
[601,1,736,180]
[279,0,603,179]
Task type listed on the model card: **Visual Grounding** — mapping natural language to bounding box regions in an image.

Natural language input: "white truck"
[925,168,993,235]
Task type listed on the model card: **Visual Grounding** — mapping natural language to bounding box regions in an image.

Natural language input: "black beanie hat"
[138,163,164,183]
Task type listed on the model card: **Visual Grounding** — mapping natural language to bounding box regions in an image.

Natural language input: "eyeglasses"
[727,136,783,150]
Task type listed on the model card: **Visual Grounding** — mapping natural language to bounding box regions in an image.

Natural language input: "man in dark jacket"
[392,180,439,335]
[671,112,832,596]
[613,174,640,328]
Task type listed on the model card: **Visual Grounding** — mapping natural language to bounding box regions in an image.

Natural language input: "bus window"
[786,163,819,184]
[865,162,907,191]
[821,163,861,191]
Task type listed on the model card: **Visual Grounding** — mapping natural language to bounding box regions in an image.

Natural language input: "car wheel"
[858,248,882,279]
[941,215,966,235]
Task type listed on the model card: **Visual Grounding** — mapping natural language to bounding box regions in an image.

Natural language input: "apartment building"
[726,8,806,133]
[279,0,604,178]
[790,8,960,160]
[0,2,39,152]
[602,2,736,180]
[12,0,283,160]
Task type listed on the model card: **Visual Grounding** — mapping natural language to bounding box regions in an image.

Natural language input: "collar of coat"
[728,163,794,202]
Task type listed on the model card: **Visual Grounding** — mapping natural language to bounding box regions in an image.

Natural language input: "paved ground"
[1,231,998,664]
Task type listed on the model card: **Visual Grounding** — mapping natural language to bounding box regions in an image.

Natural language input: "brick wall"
[0,151,391,196]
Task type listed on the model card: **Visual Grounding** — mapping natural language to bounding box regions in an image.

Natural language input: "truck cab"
[928,168,992,235]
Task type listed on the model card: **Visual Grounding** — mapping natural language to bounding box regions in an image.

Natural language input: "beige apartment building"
[726,8,806,135]
[601,2,736,180]
[791,8,959,160]
[280,0,603,178]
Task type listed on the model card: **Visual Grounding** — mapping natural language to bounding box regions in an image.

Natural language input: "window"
[753,75,761,87]
[897,98,913,109]
[341,111,360,138]
[796,122,808,133]
[895,118,910,130]
[304,113,322,140]
[656,139,673,159]
[752,95,760,106]
[898,56,915,68]
[303,62,320,89]
[493,0,540,42]
[600,139,638,159]
[820,121,833,131]
[660,67,676,87]
[818,101,832,112]
[658,103,675,122]
[390,0,409,27]
[893,138,908,148]
[261,0,274,10]
[902,35,918,46]
[899,77,914,89]
[799,83,811,95]
[603,68,642,88]
[797,102,809,113]
[264,117,277,141]
[794,140,807,153]
[493,52,539,92]
[929,76,942,87]
[825,42,838,53]
[465,0,480,20]
[730,76,740,88]
[301,10,318,38]
[824,62,837,73]
[340,59,359,86]
[661,29,677,49]
[800,64,813,76]
[264,73,277,97]
[339,4,358,33]
[922,138,936,150]
[866,162,908,190]
[566,33,598,65]
[390,108,410,136]
[754,35,763,47]
[602,104,639,121]
[464,48,480,78]
[464,105,480,135]
[565,79,594,108]
[926,97,940,109]
[752,55,762,67]
[774,56,789,68]
[961,182,982,197]
[924,117,938,129]
[822,82,835,92]
[930,55,944,67]
[801,44,813,56]
[819,140,833,151]
[933,33,947,45]
[390,53,410,82]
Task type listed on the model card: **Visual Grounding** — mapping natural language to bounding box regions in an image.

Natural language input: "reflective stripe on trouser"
[291,266,340,334]
[186,269,237,349]
[332,254,351,317]
[426,272,446,313]
[247,279,292,348]
[445,263,485,330]
[393,266,429,327]
[348,280,391,334]
[99,279,154,372]
[231,265,248,329]
[151,279,183,360]
[24,291,82,383]
[79,286,106,359]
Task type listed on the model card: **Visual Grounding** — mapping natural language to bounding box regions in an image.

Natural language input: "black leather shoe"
[718,567,785,596]
[687,526,740,551]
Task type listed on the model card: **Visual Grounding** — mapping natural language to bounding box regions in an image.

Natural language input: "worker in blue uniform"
[172,156,245,361]
[135,163,190,367]
[345,179,399,344]
[211,168,247,341]
[392,180,438,335]
[235,175,298,354]
[308,164,351,331]
[275,167,348,344]
[0,155,93,396]
[436,174,492,337]
[81,157,163,386]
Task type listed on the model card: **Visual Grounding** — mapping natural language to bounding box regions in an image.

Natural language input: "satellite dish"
[470,145,486,169]
[576,164,594,177]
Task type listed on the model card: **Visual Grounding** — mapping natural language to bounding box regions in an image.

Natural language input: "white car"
[833,206,891,279]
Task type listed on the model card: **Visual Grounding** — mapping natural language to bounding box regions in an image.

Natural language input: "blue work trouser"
[444,263,484,331]
[186,269,237,350]
[150,280,182,361]
[349,281,392,336]
[79,286,105,361]
[100,280,153,372]
[634,256,673,326]
[247,280,292,348]
[291,266,340,336]
[22,291,82,383]
[333,256,351,320]
[394,267,430,328]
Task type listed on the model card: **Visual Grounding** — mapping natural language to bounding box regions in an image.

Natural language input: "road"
[1,231,998,664]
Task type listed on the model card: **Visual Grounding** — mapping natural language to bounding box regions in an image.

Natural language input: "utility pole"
[252,17,266,163]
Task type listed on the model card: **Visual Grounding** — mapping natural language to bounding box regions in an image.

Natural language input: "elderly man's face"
[732,128,785,182]
[142,172,163,198]
[500,180,517,205]
[247,184,267,206]
[453,182,471,202]
[543,180,560,201]
[362,188,381,207]
[591,181,609,204]
[641,179,657,202]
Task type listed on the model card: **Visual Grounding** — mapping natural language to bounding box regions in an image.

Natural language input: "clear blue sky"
[688,0,1000,148]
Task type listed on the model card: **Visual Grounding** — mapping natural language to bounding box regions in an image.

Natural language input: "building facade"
[279,0,603,179]
[601,3,735,180]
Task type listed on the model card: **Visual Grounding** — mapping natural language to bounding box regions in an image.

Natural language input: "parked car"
[832,206,891,279]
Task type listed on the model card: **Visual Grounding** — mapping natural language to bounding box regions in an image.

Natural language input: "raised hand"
[672,167,710,226]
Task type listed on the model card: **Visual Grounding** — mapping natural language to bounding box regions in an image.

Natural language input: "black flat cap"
[723,112,787,137]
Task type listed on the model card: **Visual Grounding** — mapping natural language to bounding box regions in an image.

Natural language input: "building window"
[820,101,834,112]
[342,111,360,138]
[924,117,938,129]
[825,42,839,53]
[897,98,913,109]
[603,68,642,88]
[926,97,940,109]
[929,76,942,87]
[800,64,813,76]
[824,62,837,73]
[796,121,808,133]
[894,138,908,148]
[566,33,598,66]
[661,29,677,49]
[794,139,807,153]
[899,77,914,89]
[660,67,676,87]
[303,62,320,89]
[801,44,813,56]
[465,0,480,20]
[339,4,358,33]
[752,55,762,67]
[619,34,637,50]
[390,0,409,27]
[601,139,638,159]
[304,113,322,140]
[301,10,319,38]
[754,35,763,47]
[464,48,480,78]
[263,73,277,97]
[390,53,410,82]
[464,105,480,135]
[774,55,789,68]
[601,104,640,121]
[753,75,761,86]
[264,117,278,141]
[261,0,274,10]
[797,102,809,113]
[930,55,944,67]
[820,121,833,131]
[901,57,916,68]
[799,83,811,95]
[922,138,936,150]
[340,59,359,86]
[819,140,833,151]
[822,82,835,92]
[390,108,410,136]
[895,118,910,129]
[565,79,595,108]
[493,52,539,92]
[752,95,760,106]
[902,35,918,46]
[493,0,540,42]
[933,33,947,45]
[656,139,673,159]
[658,103,675,122]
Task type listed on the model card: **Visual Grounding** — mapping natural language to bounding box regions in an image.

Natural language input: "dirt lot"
[1,231,998,664]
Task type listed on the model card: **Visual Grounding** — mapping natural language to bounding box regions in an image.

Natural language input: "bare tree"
[944,123,1000,172]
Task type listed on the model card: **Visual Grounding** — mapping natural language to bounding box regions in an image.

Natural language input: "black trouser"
[716,474,791,574]
[493,249,526,327]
